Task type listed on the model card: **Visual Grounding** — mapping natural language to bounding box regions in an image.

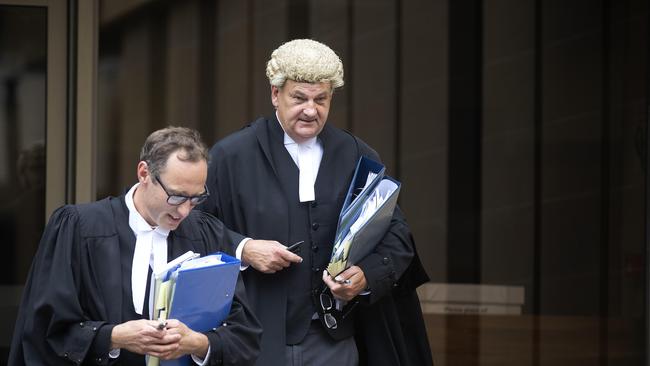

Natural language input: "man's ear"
[136,161,149,184]
[271,86,279,108]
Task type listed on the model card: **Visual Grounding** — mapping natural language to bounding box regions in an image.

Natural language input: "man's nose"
[176,200,193,218]
[303,105,316,116]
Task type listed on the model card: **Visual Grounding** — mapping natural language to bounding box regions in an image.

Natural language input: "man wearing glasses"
[200,39,432,366]
[9,127,262,365]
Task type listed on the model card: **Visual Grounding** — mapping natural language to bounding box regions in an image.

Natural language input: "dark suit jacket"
[9,196,262,366]
[201,116,433,366]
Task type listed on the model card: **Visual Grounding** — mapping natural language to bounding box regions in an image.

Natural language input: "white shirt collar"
[275,112,322,202]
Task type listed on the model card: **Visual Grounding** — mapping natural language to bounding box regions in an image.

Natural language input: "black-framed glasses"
[154,175,209,206]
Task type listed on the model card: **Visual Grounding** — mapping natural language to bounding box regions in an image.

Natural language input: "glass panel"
[97,1,648,365]
[416,1,648,365]
[0,4,47,362]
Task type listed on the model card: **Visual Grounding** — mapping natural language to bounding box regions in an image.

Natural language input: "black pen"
[286,240,304,253]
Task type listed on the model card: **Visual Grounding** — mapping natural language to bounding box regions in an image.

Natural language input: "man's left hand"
[322,266,367,302]
[157,319,209,361]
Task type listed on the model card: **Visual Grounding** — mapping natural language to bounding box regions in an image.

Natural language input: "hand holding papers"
[327,157,401,277]
[148,251,241,366]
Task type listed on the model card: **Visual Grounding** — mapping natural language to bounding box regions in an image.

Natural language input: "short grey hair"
[266,39,344,89]
[139,126,209,178]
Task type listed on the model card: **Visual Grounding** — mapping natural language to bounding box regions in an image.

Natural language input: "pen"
[157,317,167,330]
[334,277,351,285]
[285,240,304,253]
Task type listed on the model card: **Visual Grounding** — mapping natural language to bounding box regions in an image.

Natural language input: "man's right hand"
[111,319,180,357]
[242,240,302,273]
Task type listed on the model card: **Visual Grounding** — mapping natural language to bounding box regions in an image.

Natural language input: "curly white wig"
[266,39,344,89]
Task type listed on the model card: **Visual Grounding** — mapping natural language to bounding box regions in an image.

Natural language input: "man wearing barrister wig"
[199,39,433,365]
[10,127,262,365]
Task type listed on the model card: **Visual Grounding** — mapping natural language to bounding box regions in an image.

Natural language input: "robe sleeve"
[194,214,262,366]
[199,145,221,218]
[199,144,240,252]
[356,206,416,303]
[10,205,109,365]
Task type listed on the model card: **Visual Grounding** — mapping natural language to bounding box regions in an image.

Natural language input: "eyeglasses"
[319,291,338,329]
[318,290,358,330]
[154,175,209,206]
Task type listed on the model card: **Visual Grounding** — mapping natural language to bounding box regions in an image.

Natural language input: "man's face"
[137,151,208,231]
[272,80,332,143]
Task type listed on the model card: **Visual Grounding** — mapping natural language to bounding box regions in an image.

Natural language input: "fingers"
[244,240,303,273]
[152,320,209,360]
[338,265,362,278]
[323,268,367,302]
[259,247,292,273]
[323,270,349,298]
[322,270,337,287]
[113,319,185,356]
[139,321,164,339]
[146,320,186,358]
[146,341,181,358]
[278,247,303,263]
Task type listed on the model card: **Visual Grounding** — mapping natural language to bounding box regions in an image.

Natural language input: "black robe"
[9,195,262,366]
[200,116,433,366]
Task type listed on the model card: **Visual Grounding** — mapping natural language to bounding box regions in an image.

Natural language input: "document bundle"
[147,251,241,366]
[327,156,401,277]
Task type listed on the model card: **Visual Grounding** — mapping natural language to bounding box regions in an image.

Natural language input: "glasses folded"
[318,290,358,330]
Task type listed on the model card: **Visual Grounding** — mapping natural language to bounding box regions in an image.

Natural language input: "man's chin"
[296,127,321,139]
[163,215,183,230]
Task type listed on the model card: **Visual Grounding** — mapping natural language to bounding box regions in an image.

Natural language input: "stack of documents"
[148,251,241,366]
[327,156,401,276]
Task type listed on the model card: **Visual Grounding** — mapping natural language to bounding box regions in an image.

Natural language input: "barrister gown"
[9,195,262,366]
[200,116,433,366]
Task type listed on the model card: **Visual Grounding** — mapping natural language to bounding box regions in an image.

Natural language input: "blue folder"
[161,252,240,366]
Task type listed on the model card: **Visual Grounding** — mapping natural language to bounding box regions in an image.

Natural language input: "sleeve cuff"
[191,345,211,365]
[88,324,115,364]
[236,238,251,271]
[357,253,397,302]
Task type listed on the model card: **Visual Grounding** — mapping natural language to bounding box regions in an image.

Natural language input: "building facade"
[0,0,648,364]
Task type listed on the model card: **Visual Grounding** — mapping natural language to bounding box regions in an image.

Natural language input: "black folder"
[327,156,401,276]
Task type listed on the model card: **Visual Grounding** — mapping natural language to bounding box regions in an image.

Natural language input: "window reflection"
[0,5,46,361]
[0,5,46,284]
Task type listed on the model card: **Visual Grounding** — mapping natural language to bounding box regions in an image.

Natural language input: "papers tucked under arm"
[327,157,401,277]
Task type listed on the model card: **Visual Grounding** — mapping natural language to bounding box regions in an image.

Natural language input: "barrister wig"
[266,39,345,89]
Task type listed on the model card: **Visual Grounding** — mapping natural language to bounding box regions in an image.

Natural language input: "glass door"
[0,0,66,363]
